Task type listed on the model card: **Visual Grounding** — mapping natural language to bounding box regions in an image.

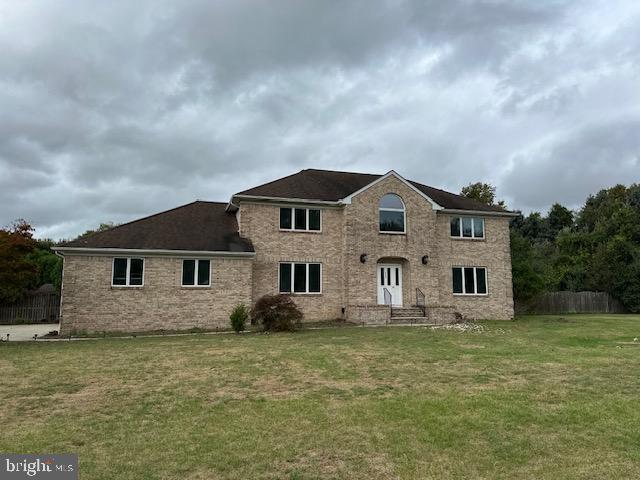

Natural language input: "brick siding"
[60,175,513,333]
[59,255,253,334]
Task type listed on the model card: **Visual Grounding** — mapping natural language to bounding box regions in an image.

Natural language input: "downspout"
[54,250,65,330]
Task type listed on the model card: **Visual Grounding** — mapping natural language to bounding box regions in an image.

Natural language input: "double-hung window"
[279,262,321,294]
[112,258,144,286]
[280,207,321,231]
[450,217,484,239]
[182,259,211,287]
[452,267,487,295]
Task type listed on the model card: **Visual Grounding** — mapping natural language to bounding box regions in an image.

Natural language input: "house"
[54,169,517,334]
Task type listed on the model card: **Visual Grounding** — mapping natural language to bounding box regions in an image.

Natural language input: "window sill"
[451,237,485,241]
[453,293,489,297]
[379,231,406,235]
[279,229,323,234]
[280,293,323,296]
[111,286,144,290]
[180,286,212,289]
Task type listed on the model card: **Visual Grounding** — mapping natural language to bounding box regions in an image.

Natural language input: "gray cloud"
[0,0,639,239]
[503,117,640,210]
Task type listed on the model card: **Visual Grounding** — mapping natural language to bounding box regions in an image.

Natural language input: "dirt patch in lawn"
[279,449,399,479]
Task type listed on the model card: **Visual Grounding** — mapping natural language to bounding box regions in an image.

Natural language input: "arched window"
[379,194,405,233]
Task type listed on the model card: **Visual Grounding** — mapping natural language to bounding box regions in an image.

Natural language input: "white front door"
[377,264,403,306]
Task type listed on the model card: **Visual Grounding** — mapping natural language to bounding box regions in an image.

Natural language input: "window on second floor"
[450,216,484,239]
[182,259,211,287]
[379,194,405,233]
[280,207,321,231]
[112,257,144,287]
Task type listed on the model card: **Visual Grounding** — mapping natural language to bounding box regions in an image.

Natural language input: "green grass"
[1,315,639,479]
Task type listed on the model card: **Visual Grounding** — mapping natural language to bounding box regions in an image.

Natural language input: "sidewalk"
[0,323,59,342]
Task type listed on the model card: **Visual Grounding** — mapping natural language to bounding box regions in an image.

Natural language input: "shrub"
[250,294,303,332]
[229,304,249,333]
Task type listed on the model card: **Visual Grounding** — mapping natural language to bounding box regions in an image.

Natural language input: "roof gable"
[340,170,443,210]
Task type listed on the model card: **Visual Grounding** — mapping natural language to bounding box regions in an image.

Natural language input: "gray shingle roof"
[59,201,254,252]
[235,169,509,213]
[58,169,510,252]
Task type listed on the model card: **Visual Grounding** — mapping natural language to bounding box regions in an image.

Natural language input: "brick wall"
[435,215,514,319]
[238,175,513,322]
[343,176,440,310]
[347,305,391,324]
[239,201,345,321]
[60,175,513,332]
[59,255,253,334]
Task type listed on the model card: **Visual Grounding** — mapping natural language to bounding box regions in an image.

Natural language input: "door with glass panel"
[377,264,403,306]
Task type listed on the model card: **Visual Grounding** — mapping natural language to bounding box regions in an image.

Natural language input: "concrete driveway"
[1,323,59,342]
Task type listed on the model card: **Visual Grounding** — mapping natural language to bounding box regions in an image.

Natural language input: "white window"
[279,207,321,231]
[452,267,487,295]
[379,194,405,233]
[182,259,211,287]
[450,217,484,239]
[112,258,144,287]
[279,262,321,294]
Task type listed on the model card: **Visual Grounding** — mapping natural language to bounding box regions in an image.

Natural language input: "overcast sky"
[1,0,639,239]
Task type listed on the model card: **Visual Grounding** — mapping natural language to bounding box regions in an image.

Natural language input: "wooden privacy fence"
[0,284,60,325]
[516,291,626,315]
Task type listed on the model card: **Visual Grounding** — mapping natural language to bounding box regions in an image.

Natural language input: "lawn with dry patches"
[1,314,640,479]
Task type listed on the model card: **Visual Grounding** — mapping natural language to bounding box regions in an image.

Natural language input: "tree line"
[462,182,640,312]
[0,222,116,304]
[0,221,62,303]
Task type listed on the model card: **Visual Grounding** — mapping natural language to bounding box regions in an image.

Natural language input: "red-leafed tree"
[0,220,39,303]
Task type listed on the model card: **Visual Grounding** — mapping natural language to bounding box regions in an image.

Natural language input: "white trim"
[377,263,403,307]
[450,216,485,239]
[441,208,518,218]
[55,247,255,258]
[378,193,406,234]
[225,201,239,213]
[278,262,322,294]
[181,259,212,288]
[111,257,145,288]
[452,266,488,296]
[477,217,485,239]
[279,207,322,233]
[233,194,341,206]
[340,170,444,210]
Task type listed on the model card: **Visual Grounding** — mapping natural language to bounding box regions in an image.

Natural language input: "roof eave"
[53,247,256,257]
[225,201,239,213]
[438,208,519,218]
[231,194,343,206]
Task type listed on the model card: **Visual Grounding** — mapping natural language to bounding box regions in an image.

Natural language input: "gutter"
[439,208,519,218]
[231,195,519,217]
[225,201,239,213]
[231,194,343,207]
[53,247,256,258]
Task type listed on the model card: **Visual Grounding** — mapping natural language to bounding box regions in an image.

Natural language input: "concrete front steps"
[390,306,429,324]
[390,305,460,325]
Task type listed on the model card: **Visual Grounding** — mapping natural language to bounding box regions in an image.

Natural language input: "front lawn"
[1,315,639,479]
